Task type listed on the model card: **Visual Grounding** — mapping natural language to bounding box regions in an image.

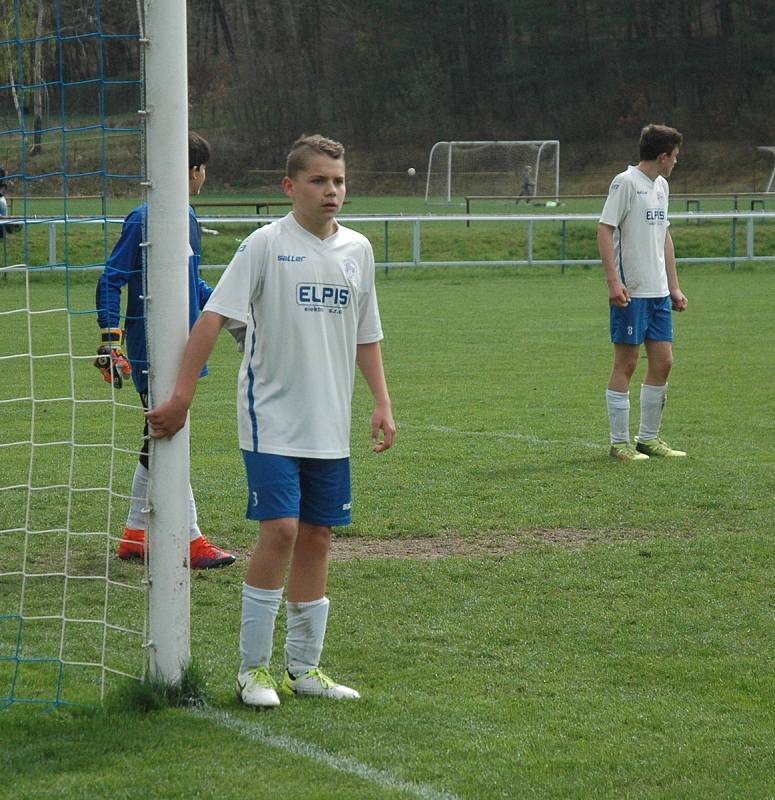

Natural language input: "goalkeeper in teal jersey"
[94,131,235,569]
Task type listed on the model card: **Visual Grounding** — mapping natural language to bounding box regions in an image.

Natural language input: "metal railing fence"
[2,210,774,273]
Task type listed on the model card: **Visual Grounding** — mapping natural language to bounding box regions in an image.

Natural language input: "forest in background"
[185,0,775,189]
[2,1,775,192]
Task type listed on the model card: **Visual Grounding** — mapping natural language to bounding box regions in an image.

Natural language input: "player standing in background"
[146,134,395,707]
[0,168,21,237]
[95,132,236,568]
[0,169,9,221]
[597,123,688,461]
[517,164,534,203]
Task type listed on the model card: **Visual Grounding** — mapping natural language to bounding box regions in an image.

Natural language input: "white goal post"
[144,0,192,687]
[757,146,775,193]
[424,140,560,204]
[0,0,191,708]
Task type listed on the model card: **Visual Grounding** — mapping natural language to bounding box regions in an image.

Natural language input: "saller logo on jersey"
[297,283,351,307]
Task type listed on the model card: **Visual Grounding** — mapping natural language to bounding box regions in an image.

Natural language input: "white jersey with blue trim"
[205,213,383,459]
[599,165,670,298]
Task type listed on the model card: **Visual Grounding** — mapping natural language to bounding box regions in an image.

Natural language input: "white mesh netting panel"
[0,3,148,708]
[424,140,560,204]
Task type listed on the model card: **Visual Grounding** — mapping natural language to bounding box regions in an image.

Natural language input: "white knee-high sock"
[240,584,283,671]
[126,463,149,530]
[285,597,330,677]
[638,383,667,441]
[127,465,200,542]
[188,483,201,542]
[606,389,630,444]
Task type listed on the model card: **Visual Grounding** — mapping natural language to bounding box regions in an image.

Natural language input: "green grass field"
[1,225,774,796]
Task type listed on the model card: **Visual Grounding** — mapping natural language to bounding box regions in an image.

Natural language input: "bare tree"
[28,1,46,155]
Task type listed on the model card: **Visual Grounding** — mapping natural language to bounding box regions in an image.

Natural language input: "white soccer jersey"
[205,213,383,458]
[599,165,671,297]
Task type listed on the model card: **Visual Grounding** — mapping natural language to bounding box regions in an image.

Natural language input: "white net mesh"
[424,140,560,204]
[0,4,148,708]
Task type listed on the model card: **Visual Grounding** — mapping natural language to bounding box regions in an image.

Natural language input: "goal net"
[0,1,190,708]
[424,140,560,204]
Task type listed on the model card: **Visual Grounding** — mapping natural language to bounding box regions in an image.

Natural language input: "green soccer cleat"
[609,442,649,461]
[236,666,280,708]
[281,668,360,700]
[635,437,687,458]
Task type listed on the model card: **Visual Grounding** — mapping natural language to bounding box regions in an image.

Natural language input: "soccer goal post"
[757,146,775,193]
[424,140,560,204]
[0,0,191,708]
[143,0,192,686]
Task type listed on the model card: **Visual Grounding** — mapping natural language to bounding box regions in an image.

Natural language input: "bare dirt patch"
[330,528,656,561]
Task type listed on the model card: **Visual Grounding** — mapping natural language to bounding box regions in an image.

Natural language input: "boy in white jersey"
[146,135,395,707]
[598,123,688,461]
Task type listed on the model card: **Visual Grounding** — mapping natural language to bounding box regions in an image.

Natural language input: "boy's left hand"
[671,290,688,312]
[371,405,396,453]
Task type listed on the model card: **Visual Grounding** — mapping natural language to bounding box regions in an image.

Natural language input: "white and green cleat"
[635,437,686,458]
[236,666,281,708]
[610,442,649,461]
[281,667,360,700]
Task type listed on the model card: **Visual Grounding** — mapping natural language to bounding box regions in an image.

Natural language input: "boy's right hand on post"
[93,329,131,388]
[145,396,189,439]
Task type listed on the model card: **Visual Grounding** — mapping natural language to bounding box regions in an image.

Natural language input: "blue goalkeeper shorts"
[241,450,352,527]
[610,296,673,345]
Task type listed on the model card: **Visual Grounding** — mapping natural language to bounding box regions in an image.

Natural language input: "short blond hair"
[286,134,345,177]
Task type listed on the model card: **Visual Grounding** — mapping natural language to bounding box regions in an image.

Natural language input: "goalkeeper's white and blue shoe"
[635,437,687,458]
[236,666,280,708]
[281,668,360,700]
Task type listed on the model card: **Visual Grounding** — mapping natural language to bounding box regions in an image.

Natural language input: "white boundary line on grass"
[402,422,605,450]
[192,706,462,800]
[402,423,775,467]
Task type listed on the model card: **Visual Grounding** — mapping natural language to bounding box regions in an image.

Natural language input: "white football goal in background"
[757,146,775,193]
[0,0,191,707]
[424,140,560,204]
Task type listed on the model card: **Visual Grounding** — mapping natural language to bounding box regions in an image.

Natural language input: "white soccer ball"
[407,167,416,176]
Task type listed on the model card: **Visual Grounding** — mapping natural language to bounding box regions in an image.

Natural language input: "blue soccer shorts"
[241,450,352,527]
[610,296,673,345]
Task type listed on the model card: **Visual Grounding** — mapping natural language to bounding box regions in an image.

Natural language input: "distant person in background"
[517,164,534,203]
[598,123,688,462]
[0,169,8,221]
[0,168,20,237]
[95,131,236,568]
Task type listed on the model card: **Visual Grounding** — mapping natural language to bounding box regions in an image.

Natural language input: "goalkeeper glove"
[94,328,131,389]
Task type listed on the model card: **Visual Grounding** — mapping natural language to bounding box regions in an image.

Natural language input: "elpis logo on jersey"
[296,282,351,313]
[645,208,665,225]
